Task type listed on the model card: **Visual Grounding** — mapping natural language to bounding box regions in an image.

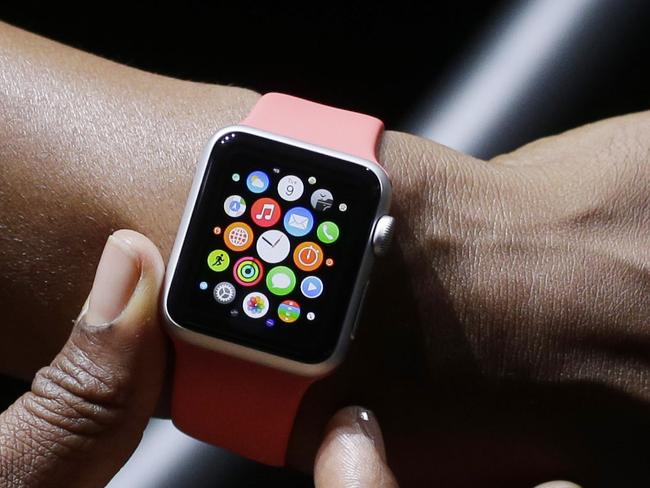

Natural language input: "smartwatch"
[163,93,395,466]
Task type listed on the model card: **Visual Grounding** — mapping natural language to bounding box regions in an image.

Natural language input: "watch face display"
[167,131,382,363]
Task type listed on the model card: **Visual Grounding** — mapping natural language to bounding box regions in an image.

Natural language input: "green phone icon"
[317,221,339,244]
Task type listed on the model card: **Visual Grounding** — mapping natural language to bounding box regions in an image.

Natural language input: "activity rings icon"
[234,256,264,286]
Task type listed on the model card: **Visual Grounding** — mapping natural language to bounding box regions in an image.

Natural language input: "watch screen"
[167,131,382,363]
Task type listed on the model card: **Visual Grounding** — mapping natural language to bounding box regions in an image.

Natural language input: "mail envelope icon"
[289,214,309,230]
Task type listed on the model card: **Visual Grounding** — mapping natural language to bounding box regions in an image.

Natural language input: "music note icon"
[256,204,275,220]
[251,198,281,228]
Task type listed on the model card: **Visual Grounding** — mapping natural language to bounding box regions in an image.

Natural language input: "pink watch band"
[171,339,316,466]
[171,93,384,466]
[242,92,384,163]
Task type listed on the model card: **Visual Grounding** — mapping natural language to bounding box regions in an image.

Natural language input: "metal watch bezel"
[162,124,392,377]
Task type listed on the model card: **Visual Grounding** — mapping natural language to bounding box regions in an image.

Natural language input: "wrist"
[165,93,393,465]
[0,23,261,377]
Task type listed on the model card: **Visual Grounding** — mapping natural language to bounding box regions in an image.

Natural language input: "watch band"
[171,339,315,466]
[242,92,384,163]
[171,93,384,466]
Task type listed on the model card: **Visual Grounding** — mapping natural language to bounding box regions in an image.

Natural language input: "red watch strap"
[242,92,384,163]
[171,93,383,466]
[171,339,315,466]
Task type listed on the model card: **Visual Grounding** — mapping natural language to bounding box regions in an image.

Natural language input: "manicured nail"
[356,408,387,461]
[86,234,141,325]
[533,482,582,488]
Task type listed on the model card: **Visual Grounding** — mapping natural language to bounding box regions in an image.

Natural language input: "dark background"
[2,1,648,155]
[2,1,650,486]
[1,2,508,127]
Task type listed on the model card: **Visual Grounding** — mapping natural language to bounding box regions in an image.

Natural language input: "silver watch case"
[162,125,392,377]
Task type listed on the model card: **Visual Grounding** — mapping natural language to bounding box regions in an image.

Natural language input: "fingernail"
[355,408,387,461]
[534,482,582,488]
[86,234,141,325]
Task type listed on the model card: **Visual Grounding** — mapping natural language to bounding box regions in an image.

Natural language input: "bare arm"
[0,21,457,379]
[0,21,260,376]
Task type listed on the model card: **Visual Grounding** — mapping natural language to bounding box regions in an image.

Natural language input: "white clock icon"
[256,230,291,264]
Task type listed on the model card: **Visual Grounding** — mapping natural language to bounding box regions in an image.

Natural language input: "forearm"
[0,22,453,379]
[4,18,649,416]
[4,19,650,486]
[0,22,262,377]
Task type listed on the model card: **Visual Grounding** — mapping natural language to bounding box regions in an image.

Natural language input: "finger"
[533,482,582,488]
[314,406,398,488]
[0,229,166,488]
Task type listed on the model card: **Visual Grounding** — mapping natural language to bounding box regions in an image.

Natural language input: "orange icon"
[293,241,324,272]
[224,222,253,252]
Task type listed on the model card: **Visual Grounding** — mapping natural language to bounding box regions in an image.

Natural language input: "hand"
[0,229,399,487]
[2,22,649,485]
[315,407,398,487]
[0,230,166,487]
[315,407,580,488]
[293,115,650,485]
[390,114,650,399]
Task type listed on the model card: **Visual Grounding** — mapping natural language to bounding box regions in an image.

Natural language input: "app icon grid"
[207,169,342,324]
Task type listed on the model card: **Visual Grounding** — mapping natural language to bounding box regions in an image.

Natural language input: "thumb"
[0,229,166,488]
[314,406,398,488]
[533,483,582,488]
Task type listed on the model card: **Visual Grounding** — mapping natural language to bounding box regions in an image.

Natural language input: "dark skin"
[1,21,649,486]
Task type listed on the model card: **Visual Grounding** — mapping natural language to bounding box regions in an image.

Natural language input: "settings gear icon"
[213,281,236,305]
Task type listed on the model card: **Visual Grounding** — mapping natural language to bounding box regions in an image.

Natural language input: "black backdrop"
[2,1,649,154]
